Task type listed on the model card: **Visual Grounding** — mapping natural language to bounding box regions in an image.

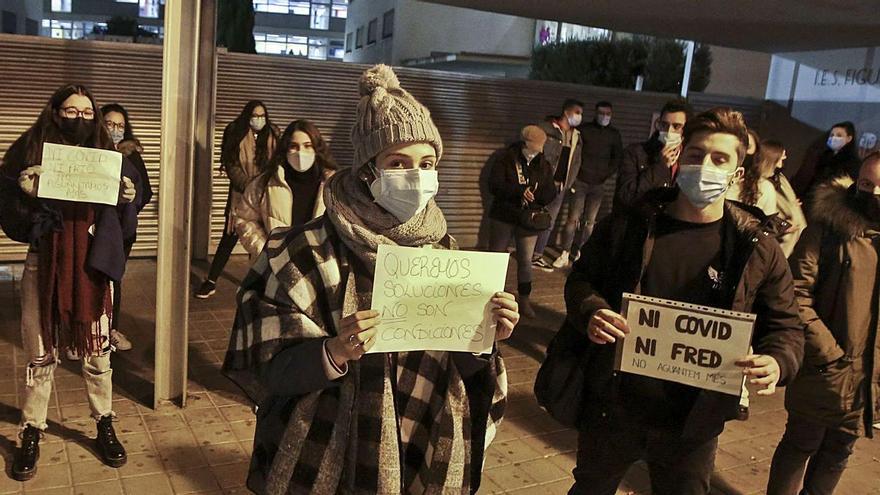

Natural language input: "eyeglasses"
[105,121,125,131]
[61,107,95,120]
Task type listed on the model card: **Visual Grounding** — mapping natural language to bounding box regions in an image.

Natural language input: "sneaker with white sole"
[66,348,80,361]
[194,280,216,299]
[552,251,570,269]
[111,330,132,351]
[531,258,553,272]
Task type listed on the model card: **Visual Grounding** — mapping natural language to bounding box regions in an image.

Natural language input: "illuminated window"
[116,0,138,3]
[254,0,290,14]
[310,2,329,30]
[51,0,71,13]
[332,0,347,18]
[329,39,344,59]
[290,1,310,15]
[140,0,161,18]
[308,37,327,60]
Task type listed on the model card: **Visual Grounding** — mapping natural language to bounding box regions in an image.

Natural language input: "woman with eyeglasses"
[195,100,278,299]
[95,103,153,353]
[235,120,336,257]
[0,85,141,480]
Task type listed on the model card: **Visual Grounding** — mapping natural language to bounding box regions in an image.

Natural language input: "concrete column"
[155,0,214,407]
[191,2,218,261]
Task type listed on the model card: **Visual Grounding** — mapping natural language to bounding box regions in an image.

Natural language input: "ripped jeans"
[19,252,114,430]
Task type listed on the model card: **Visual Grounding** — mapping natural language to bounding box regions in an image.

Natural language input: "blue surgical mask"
[110,128,125,145]
[675,164,735,209]
[827,135,846,151]
[369,168,439,223]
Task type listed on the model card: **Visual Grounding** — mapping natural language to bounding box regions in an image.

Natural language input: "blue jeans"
[560,181,605,254]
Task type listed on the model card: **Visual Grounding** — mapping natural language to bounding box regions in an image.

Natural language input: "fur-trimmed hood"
[810,176,879,239]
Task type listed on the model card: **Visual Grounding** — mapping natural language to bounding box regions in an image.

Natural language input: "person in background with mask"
[565,107,803,495]
[99,103,153,353]
[766,152,880,495]
[195,100,278,298]
[614,100,690,213]
[235,119,336,257]
[791,122,861,198]
[0,85,141,480]
[222,65,519,494]
[552,100,623,268]
[770,145,808,258]
[532,99,583,271]
[489,125,558,318]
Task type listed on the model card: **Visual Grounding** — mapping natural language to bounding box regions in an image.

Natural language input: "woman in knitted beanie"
[224,65,519,494]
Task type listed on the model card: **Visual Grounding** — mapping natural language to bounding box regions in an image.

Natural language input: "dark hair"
[100,103,141,148]
[740,139,784,206]
[831,121,856,138]
[1,84,114,175]
[595,101,613,110]
[269,119,337,173]
[683,107,749,166]
[220,100,275,174]
[562,98,584,112]
[660,99,691,120]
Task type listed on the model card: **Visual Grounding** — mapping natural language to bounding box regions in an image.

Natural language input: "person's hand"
[326,310,380,368]
[18,166,42,198]
[491,292,519,341]
[119,177,136,204]
[661,145,681,168]
[736,354,780,396]
[523,187,535,203]
[587,309,629,344]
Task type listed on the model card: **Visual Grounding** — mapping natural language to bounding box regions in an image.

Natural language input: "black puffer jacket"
[565,188,805,441]
[488,142,557,225]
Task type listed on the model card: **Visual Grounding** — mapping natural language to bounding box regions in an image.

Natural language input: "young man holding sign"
[564,107,804,495]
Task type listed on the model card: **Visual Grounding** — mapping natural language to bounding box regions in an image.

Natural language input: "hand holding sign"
[38,143,122,206]
[18,166,42,198]
[588,309,630,344]
[736,354,781,396]
[491,292,519,341]
[119,176,136,204]
[326,310,380,368]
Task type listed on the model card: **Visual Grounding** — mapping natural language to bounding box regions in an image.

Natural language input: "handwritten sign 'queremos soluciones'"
[614,293,756,396]
[368,245,510,354]
[39,143,122,206]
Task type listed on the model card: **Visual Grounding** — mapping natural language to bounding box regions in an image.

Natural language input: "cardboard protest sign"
[368,245,510,354]
[614,293,756,396]
[38,143,122,206]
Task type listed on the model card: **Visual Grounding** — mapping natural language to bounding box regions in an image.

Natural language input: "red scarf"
[39,203,112,357]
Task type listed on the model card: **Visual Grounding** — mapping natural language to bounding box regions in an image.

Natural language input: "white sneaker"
[552,251,570,269]
[65,348,80,361]
[111,330,133,351]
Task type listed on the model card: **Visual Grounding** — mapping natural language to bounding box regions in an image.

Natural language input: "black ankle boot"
[12,425,41,481]
[96,415,127,467]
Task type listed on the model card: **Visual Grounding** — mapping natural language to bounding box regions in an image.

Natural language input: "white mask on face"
[658,130,682,147]
[597,115,612,127]
[287,150,315,172]
[110,128,125,145]
[250,116,266,131]
[369,168,440,223]
[567,113,583,128]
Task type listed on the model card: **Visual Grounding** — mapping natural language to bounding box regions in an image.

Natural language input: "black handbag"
[534,321,590,427]
[518,206,552,231]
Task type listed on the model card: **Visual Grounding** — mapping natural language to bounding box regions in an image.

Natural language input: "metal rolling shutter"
[0,34,163,260]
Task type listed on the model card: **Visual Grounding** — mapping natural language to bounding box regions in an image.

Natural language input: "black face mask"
[59,117,94,145]
[856,189,880,222]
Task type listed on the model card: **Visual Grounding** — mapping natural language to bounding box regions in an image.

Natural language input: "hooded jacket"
[785,177,880,437]
[565,188,804,441]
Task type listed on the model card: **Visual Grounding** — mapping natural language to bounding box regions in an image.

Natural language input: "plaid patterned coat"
[223,217,507,494]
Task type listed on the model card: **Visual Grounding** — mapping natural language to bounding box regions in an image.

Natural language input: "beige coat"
[234,166,332,256]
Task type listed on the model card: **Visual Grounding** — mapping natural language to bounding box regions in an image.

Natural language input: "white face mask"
[523,149,539,163]
[250,116,266,131]
[110,128,125,145]
[597,115,611,127]
[658,130,682,147]
[676,164,736,209]
[287,150,315,172]
[370,168,439,223]
[567,113,583,128]
[827,135,847,151]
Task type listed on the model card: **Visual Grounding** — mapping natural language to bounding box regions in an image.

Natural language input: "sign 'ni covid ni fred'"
[614,293,756,396]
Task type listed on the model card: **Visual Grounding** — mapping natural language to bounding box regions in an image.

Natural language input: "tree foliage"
[531,37,712,93]
[217,0,256,54]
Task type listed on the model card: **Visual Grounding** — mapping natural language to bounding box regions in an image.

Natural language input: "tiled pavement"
[0,256,875,494]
